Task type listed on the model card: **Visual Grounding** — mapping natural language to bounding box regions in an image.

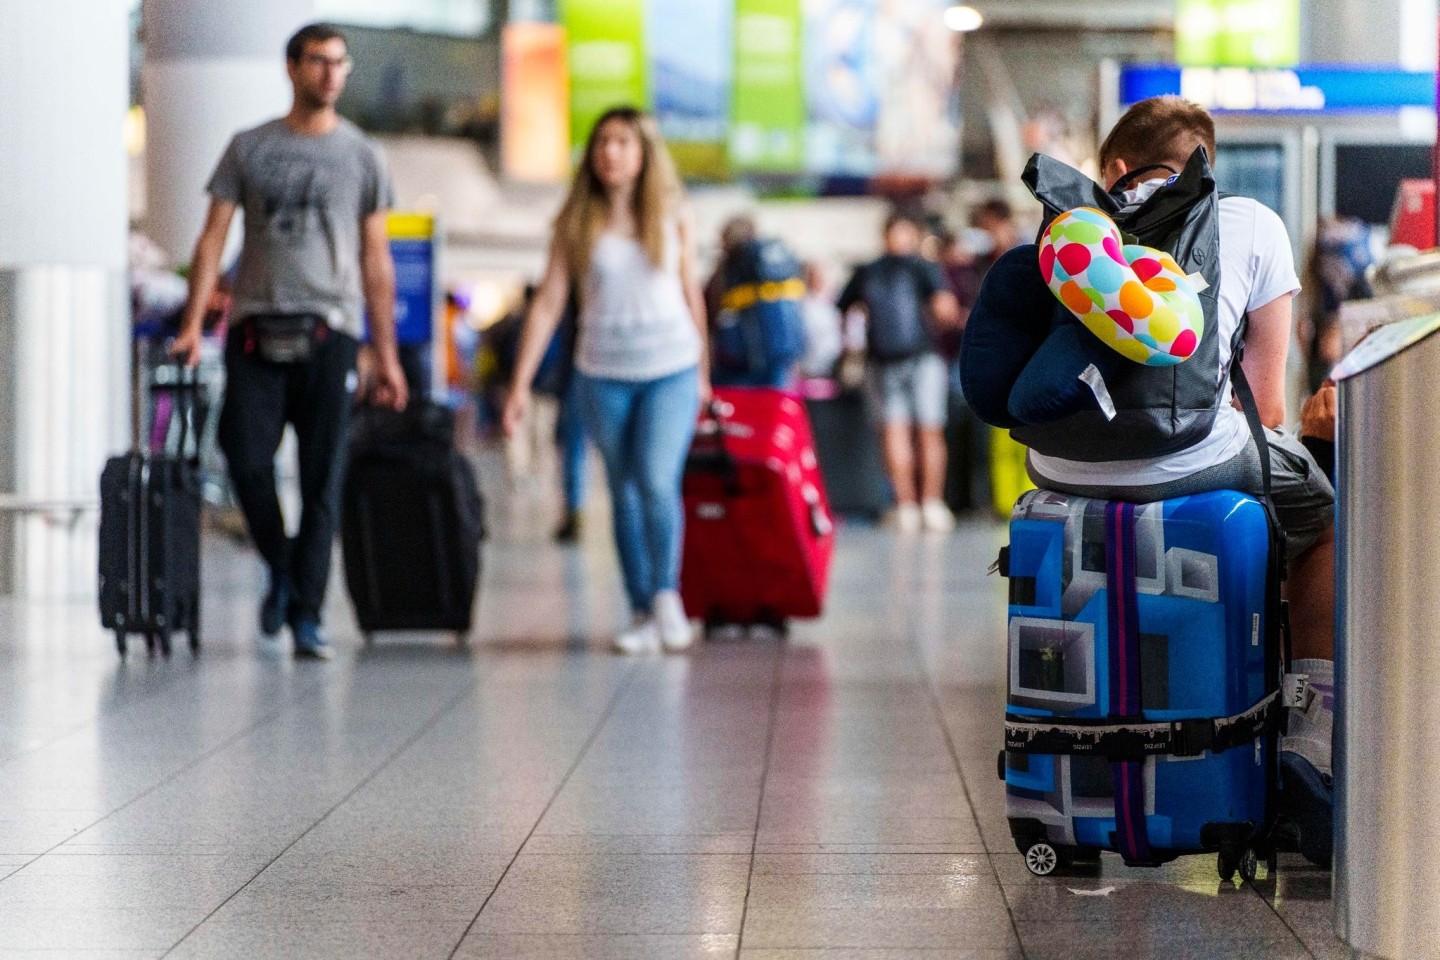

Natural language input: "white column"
[142,0,316,265]
[0,1,131,596]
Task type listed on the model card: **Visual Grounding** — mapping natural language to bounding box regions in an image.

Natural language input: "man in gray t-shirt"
[172,22,408,659]
[206,117,391,340]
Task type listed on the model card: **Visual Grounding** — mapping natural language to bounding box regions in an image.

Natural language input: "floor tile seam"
[1255,883,1324,959]
[908,621,1030,960]
[0,669,341,885]
[0,656,257,769]
[732,644,791,958]
[156,678,480,959]
[443,660,645,960]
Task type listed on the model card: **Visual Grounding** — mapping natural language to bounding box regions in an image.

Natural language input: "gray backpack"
[1013,147,1237,462]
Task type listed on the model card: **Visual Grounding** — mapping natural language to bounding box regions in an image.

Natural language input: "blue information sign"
[391,236,435,346]
[1120,65,1435,114]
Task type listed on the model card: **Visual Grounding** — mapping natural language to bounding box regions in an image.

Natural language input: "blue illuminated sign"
[390,237,435,346]
[1120,65,1435,113]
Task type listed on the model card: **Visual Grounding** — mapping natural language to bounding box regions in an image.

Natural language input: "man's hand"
[169,326,203,367]
[502,386,531,438]
[1300,382,1337,442]
[697,368,713,406]
[370,352,409,411]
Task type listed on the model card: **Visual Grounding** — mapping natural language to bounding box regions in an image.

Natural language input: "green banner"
[560,0,648,154]
[1218,0,1299,68]
[1176,0,1299,68]
[729,0,805,173]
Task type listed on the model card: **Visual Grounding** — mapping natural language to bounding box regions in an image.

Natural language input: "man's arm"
[360,210,408,411]
[1238,292,1294,428]
[170,198,237,366]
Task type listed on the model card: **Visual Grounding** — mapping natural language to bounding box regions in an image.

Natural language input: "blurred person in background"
[705,215,757,322]
[946,199,1029,516]
[1301,217,1373,390]
[503,106,709,654]
[543,299,588,543]
[798,261,843,380]
[837,212,962,532]
[705,214,807,388]
[171,22,408,660]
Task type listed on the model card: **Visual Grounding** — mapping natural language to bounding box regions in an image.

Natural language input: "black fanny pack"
[242,314,327,364]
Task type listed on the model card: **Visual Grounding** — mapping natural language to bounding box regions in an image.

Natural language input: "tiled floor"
[0,460,1355,958]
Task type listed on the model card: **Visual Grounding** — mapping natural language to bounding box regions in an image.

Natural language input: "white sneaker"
[921,499,956,533]
[613,615,660,655]
[885,503,922,533]
[652,590,694,652]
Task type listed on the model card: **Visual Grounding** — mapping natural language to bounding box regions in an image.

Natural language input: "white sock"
[1281,657,1334,778]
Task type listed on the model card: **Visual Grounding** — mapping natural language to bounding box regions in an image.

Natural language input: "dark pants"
[218,326,359,623]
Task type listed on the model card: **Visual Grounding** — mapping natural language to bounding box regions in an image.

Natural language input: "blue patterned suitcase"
[998,488,1283,879]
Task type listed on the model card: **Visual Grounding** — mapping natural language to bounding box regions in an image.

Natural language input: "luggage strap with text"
[1004,691,1279,761]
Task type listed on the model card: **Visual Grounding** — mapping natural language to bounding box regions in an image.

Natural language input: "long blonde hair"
[556,106,683,279]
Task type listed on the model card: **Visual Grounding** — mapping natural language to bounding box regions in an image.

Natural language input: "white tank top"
[574,223,701,381]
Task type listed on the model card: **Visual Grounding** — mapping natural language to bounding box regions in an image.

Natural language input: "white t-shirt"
[1029,183,1300,487]
[574,222,702,382]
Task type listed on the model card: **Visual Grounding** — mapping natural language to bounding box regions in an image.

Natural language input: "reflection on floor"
[0,468,1351,959]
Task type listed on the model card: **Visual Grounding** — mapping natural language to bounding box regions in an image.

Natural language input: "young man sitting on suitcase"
[985,97,1338,868]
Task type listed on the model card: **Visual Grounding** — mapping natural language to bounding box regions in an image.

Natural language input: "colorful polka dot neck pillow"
[1039,206,1204,366]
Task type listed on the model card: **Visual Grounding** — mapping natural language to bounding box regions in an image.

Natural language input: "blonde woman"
[504,107,709,654]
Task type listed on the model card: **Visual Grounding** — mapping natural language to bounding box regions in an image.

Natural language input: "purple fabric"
[1106,501,1153,863]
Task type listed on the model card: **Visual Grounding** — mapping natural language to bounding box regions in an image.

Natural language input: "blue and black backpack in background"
[713,238,807,383]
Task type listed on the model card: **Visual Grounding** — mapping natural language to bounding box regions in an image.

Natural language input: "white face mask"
[960,227,995,257]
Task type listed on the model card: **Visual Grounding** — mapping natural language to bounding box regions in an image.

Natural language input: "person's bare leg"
[882,421,917,505]
[1288,527,1335,661]
[1280,525,1337,869]
[918,426,947,504]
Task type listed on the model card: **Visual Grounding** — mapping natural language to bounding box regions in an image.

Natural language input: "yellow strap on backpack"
[720,278,806,312]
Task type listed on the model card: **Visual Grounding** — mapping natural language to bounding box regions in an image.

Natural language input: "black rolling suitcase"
[341,402,485,642]
[804,392,894,520]
[98,366,202,657]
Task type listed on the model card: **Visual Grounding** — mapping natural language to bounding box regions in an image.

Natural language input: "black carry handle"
[153,359,203,463]
[686,399,740,494]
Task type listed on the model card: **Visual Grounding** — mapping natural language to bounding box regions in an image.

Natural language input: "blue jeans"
[556,377,588,512]
[575,366,701,614]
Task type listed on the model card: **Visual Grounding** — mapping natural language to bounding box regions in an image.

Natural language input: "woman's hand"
[502,386,532,438]
[697,368,713,406]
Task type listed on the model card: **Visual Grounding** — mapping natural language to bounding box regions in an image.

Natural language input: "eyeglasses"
[301,54,353,73]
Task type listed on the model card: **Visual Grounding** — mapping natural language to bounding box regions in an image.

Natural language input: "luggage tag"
[1079,364,1117,421]
[1186,272,1210,293]
[1282,672,1312,710]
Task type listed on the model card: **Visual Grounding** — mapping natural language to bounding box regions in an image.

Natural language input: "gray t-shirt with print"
[207,117,392,339]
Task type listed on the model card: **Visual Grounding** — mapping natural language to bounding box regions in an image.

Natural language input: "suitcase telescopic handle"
[154,360,202,463]
[688,399,740,494]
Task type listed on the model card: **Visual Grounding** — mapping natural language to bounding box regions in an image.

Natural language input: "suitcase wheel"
[1024,841,1061,877]
[1217,845,1259,883]
[115,630,127,656]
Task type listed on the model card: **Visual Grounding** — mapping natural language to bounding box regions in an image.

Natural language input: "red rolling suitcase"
[680,387,835,629]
